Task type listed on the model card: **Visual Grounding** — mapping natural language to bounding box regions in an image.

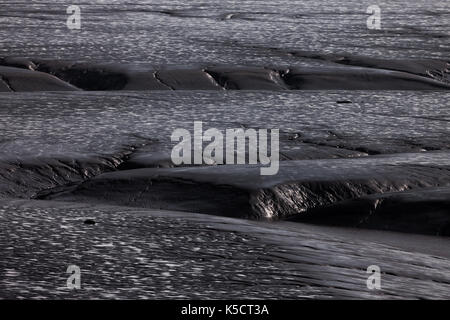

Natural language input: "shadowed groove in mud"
[0,143,149,199]
[286,51,450,84]
[289,186,450,236]
[0,66,80,92]
[36,152,450,235]
[1,90,449,236]
[1,57,449,91]
[0,76,13,92]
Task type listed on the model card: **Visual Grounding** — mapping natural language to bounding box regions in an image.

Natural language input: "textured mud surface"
[0,91,449,233]
[0,0,449,300]
[1,200,449,299]
[1,60,449,92]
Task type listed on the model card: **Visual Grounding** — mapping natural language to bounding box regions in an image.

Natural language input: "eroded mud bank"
[0,90,449,236]
[34,152,450,236]
[1,56,449,91]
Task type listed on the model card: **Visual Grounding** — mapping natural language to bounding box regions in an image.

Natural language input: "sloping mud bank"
[1,57,449,91]
[36,152,450,235]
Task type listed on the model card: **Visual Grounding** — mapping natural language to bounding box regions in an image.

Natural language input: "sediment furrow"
[1,57,449,92]
[36,152,450,235]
